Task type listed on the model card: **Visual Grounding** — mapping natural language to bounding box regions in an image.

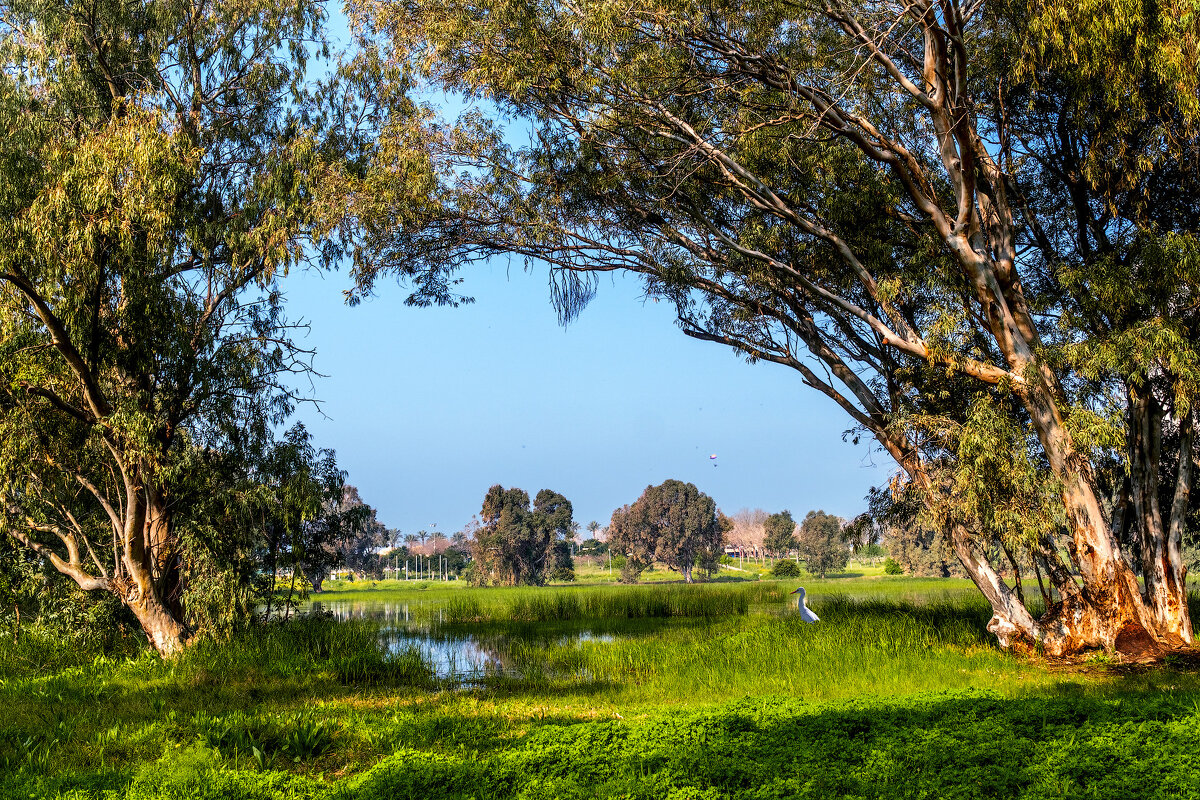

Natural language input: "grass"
[3,576,1199,799]
[490,596,1038,703]
[440,583,768,624]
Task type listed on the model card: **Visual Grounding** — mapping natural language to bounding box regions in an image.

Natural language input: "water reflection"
[308,599,613,681]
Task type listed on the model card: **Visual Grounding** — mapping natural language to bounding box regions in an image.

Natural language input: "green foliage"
[578,538,608,555]
[883,558,904,575]
[0,582,145,678]
[866,485,965,579]
[769,559,801,578]
[795,511,849,579]
[608,481,724,583]
[7,686,1200,799]
[472,486,576,586]
[339,690,1200,800]
[0,0,396,653]
[762,511,796,556]
[279,715,339,763]
[124,745,325,799]
[608,504,655,583]
[1009,0,1200,148]
[548,540,576,582]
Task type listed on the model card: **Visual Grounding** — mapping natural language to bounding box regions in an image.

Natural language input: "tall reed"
[441,584,754,624]
[480,595,1044,702]
[172,617,434,687]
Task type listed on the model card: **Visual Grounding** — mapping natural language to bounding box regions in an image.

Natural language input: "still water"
[307,599,613,681]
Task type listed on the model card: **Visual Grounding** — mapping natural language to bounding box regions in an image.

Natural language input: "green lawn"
[3,576,1198,799]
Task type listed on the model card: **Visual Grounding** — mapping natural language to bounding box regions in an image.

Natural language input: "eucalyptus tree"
[472,485,575,585]
[347,0,1200,655]
[796,510,850,579]
[606,502,658,583]
[609,480,724,583]
[763,511,797,557]
[0,0,394,653]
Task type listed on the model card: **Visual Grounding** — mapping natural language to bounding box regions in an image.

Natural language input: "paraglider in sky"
[709,454,718,467]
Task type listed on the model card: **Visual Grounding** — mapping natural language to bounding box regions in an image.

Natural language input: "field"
[3,570,1200,799]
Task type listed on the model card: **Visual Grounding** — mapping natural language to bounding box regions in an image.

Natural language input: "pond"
[308,599,616,682]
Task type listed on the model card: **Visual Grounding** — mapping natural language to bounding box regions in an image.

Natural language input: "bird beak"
[789,588,800,594]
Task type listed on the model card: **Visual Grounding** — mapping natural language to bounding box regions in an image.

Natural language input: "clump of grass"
[0,622,145,680]
[189,708,340,767]
[172,617,434,688]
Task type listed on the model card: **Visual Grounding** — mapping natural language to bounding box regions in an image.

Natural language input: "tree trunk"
[1129,391,1193,645]
[121,469,193,656]
[883,423,1188,659]
[146,488,185,621]
[128,592,190,657]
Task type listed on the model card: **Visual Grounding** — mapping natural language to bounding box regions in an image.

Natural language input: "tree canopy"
[0,0,421,653]
[608,480,725,583]
[763,511,797,557]
[471,485,575,585]
[796,510,850,579]
[345,0,1200,656]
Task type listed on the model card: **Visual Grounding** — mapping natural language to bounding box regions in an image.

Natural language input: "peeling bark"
[127,592,191,657]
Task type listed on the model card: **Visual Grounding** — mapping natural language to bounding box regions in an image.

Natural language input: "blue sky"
[281,257,887,537]
[281,12,886,536]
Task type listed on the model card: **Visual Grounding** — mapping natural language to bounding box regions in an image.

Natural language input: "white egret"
[790,587,820,623]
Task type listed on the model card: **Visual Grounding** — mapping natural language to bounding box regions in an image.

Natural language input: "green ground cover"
[3,577,1198,799]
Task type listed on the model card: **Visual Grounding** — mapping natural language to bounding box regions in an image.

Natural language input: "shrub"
[618,562,641,584]
[883,557,903,575]
[549,565,576,582]
[770,559,802,578]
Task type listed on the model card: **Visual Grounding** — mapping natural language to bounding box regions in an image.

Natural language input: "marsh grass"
[471,594,1050,702]
[442,583,760,624]
[0,622,146,680]
[5,580,1200,799]
[311,575,976,625]
[0,616,436,786]
[173,616,434,687]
